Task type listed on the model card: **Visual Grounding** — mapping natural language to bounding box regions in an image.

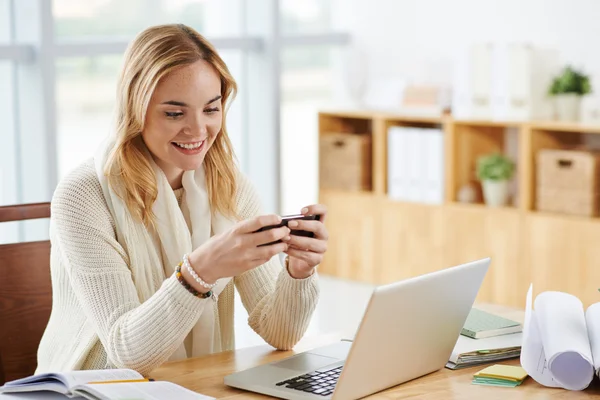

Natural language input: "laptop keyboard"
[275,365,342,396]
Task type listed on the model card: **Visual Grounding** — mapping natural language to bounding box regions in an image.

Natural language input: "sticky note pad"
[472,377,522,387]
[474,364,528,382]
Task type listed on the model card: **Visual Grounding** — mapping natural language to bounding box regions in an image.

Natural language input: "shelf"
[448,201,600,223]
[447,201,520,214]
[318,109,377,121]
[319,188,377,198]
[450,119,600,134]
[322,191,600,223]
[529,209,600,224]
[381,114,444,125]
[318,111,600,133]
[453,119,523,128]
[449,123,521,208]
[319,109,444,124]
[317,110,600,308]
[383,197,442,208]
[529,121,600,135]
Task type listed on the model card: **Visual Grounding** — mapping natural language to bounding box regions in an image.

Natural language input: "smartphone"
[255,214,321,247]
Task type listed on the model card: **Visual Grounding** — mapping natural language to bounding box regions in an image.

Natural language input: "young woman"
[36,24,327,375]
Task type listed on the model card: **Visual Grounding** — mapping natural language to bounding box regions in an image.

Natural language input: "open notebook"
[0,369,213,400]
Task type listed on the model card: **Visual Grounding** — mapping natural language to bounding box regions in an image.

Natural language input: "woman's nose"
[192,124,208,136]
[189,115,208,136]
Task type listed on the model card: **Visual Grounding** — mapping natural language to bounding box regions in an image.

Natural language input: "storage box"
[491,44,558,121]
[452,43,493,120]
[319,133,371,191]
[536,149,600,217]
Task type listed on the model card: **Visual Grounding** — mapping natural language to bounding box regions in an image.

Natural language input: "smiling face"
[142,59,222,188]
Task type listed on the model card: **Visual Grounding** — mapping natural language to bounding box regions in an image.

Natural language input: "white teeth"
[174,141,203,150]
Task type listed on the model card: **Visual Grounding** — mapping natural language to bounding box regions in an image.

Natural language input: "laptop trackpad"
[273,353,339,372]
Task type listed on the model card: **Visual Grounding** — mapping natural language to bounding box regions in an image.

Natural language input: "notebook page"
[0,373,72,395]
[585,302,600,377]
[535,291,594,390]
[0,381,68,395]
[0,392,76,399]
[520,285,560,388]
[75,381,214,400]
[61,369,143,389]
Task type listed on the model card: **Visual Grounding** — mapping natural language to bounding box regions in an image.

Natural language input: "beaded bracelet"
[175,263,213,299]
[183,253,218,290]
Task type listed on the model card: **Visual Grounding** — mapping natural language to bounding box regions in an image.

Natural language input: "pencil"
[88,378,155,384]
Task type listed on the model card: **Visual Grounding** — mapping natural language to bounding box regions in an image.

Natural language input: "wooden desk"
[151,307,600,399]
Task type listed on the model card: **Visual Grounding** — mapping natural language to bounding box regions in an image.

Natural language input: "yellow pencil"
[88,378,154,384]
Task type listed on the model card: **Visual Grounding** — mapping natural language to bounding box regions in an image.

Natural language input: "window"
[53,0,243,39]
[0,0,10,43]
[56,55,122,177]
[2,0,350,234]
[280,0,331,35]
[216,50,246,169]
[0,61,18,243]
[278,1,352,213]
[280,45,336,213]
[0,61,16,206]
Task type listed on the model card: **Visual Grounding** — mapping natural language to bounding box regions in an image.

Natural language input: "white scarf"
[94,138,234,360]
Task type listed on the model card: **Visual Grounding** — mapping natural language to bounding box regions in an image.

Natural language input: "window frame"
[0,0,350,218]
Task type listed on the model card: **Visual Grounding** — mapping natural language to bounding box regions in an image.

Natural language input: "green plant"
[548,65,592,96]
[477,153,515,181]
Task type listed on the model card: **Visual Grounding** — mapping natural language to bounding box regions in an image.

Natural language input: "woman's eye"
[205,107,220,114]
[165,111,184,118]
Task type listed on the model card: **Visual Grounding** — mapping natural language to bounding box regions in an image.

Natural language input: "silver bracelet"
[183,253,218,289]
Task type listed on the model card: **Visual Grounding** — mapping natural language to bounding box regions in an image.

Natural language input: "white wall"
[347,0,600,92]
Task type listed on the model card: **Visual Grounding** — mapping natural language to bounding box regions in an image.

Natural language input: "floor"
[233,275,375,349]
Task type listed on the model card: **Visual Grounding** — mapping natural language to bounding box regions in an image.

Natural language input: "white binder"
[387,127,444,204]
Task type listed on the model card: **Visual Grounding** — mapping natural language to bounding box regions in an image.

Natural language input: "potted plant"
[548,65,592,121]
[476,153,515,207]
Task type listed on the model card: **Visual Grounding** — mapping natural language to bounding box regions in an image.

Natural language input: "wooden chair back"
[0,202,52,384]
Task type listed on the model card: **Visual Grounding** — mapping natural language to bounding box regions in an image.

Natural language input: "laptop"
[224,257,490,400]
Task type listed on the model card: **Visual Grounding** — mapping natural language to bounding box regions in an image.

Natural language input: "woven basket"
[319,133,372,191]
[536,149,600,217]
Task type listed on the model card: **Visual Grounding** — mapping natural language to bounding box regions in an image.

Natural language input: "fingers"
[300,204,327,223]
[283,235,327,254]
[284,248,322,267]
[287,219,329,241]
[235,214,282,234]
[249,225,290,247]
[251,241,288,262]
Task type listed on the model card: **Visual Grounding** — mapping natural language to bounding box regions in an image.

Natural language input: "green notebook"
[461,308,522,339]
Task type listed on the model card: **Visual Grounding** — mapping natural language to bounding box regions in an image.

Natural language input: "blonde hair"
[105,24,239,226]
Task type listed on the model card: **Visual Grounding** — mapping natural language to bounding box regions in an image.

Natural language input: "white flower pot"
[554,94,581,121]
[482,180,510,207]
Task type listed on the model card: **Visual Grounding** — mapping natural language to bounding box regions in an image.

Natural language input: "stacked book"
[472,364,528,387]
[446,308,523,370]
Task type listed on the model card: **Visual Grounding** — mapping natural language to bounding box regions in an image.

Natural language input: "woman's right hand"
[186,214,290,287]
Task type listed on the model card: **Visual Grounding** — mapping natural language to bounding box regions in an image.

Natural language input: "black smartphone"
[255,214,321,247]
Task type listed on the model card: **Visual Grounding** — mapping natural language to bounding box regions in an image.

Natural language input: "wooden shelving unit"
[318,109,600,308]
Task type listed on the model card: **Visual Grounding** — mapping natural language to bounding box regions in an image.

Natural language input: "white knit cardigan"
[35,160,320,376]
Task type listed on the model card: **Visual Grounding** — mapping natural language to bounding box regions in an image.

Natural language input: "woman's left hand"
[283,204,328,279]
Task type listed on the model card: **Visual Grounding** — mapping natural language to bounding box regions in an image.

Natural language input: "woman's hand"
[185,214,290,290]
[283,204,328,279]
